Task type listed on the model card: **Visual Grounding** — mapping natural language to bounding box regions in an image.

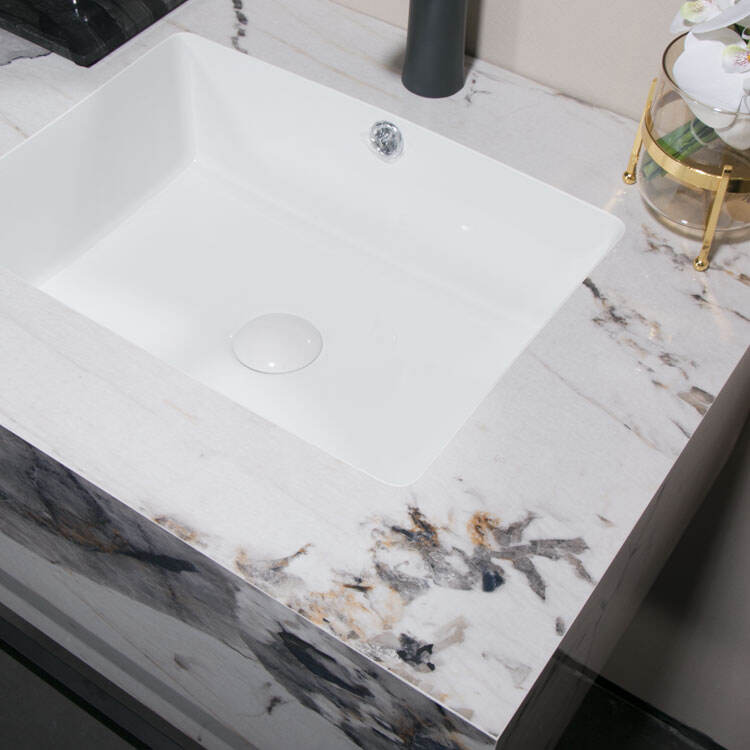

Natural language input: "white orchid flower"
[670,0,739,34]
[673,29,750,148]
[722,40,750,72]
[691,0,750,32]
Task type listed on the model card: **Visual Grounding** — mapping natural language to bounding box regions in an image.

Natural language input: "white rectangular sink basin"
[0,34,623,486]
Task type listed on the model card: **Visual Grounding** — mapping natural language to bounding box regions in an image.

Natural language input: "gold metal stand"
[623,78,747,271]
[694,165,732,270]
[623,78,657,186]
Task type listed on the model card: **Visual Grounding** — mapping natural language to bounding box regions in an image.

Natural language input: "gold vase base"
[622,78,747,272]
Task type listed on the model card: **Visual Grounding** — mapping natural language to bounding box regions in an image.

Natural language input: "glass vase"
[638,34,750,232]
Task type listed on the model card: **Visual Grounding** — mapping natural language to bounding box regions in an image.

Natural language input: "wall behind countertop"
[333,0,678,120]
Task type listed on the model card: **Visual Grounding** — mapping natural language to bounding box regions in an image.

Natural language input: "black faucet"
[401,0,468,98]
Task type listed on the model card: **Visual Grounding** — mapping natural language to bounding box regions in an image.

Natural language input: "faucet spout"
[402,0,468,98]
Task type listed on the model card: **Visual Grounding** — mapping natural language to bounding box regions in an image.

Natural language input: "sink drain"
[232,314,323,374]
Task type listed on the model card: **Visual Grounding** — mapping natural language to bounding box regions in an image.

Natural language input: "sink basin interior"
[0,34,624,485]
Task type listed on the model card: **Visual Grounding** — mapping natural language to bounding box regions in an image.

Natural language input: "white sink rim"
[0,33,624,486]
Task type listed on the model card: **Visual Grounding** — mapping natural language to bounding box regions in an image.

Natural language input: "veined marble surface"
[0,424,494,749]
[0,0,748,741]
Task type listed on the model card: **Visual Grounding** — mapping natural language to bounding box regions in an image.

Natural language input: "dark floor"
[555,662,725,750]
[0,603,193,749]
[0,638,137,750]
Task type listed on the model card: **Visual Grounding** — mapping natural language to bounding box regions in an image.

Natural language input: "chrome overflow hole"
[369,121,403,160]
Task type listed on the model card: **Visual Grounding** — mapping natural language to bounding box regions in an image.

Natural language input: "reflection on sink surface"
[0,33,623,485]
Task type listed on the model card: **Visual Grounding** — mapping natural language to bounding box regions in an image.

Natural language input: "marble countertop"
[0,0,748,741]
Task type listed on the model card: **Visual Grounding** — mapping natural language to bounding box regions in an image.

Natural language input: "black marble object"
[0,0,189,66]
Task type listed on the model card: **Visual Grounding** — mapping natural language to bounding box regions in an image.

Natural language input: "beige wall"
[334,0,677,120]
